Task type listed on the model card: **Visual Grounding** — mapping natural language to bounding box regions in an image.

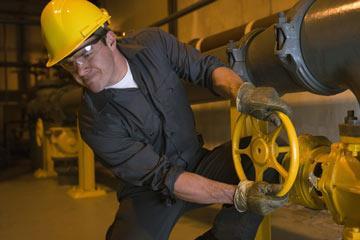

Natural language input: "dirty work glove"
[233,180,288,216]
[236,82,291,126]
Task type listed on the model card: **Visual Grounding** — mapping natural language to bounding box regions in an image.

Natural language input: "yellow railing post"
[67,124,106,199]
[255,215,271,240]
[34,119,58,178]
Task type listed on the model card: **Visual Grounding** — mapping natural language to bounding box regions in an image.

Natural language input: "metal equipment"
[214,0,360,239]
[232,112,299,197]
[232,112,360,240]
[34,118,77,178]
[287,127,360,240]
[198,0,360,99]
[27,77,105,198]
[34,117,106,198]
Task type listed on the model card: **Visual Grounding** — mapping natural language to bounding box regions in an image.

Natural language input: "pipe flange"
[227,28,264,83]
[274,0,344,95]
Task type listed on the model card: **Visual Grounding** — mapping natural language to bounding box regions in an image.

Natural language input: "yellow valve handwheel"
[35,118,44,147]
[232,112,299,197]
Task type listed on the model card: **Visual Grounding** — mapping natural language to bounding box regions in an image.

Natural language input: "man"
[41,0,291,239]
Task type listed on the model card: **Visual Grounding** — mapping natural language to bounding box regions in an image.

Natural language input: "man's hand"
[236,82,291,126]
[233,180,288,216]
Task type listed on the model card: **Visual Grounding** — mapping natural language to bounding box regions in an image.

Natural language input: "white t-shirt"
[105,60,138,89]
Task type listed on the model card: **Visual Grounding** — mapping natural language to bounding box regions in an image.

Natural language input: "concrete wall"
[177,0,298,42]
[191,100,230,149]
[283,91,359,142]
[100,0,298,41]
[101,0,168,32]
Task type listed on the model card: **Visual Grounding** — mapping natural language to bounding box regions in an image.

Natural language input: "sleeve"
[80,121,184,201]
[144,28,226,93]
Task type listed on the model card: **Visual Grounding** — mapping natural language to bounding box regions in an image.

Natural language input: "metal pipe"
[192,13,279,52]
[168,0,178,36]
[301,0,360,100]
[149,0,216,27]
[202,0,360,101]
[27,85,82,125]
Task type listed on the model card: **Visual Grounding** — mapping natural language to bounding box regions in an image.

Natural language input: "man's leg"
[106,187,186,240]
[191,141,278,240]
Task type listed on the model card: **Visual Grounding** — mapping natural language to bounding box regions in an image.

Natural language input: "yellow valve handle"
[35,118,44,147]
[232,112,299,197]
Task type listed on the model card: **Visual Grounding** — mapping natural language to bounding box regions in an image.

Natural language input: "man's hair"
[92,23,111,45]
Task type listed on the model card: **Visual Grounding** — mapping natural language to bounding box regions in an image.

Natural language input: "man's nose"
[75,59,90,76]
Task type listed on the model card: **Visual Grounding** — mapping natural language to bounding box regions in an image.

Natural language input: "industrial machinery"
[232,112,299,197]
[34,118,78,178]
[28,81,81,177]
[231,111,360,239]
[28,79,106,198]
[196,0,360,239]
[27,78,81,169]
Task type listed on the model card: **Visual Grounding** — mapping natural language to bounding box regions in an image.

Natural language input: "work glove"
[233,180,288,216]
[236,82,291,126]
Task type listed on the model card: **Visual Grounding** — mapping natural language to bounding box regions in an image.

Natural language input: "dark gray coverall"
[79,28,275,240]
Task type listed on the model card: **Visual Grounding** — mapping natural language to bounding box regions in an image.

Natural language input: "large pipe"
[199,0,360,101]
[192,13,279,52]
[301,0,360,99]
[27,83,82,126]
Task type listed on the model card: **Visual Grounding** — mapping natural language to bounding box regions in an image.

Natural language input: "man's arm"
[211,66,244,101]
[173,171,287,216]
[211,66,291,126]
[174,171,235,204]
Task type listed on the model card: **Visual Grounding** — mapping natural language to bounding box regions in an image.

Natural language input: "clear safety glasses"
[59,35,105,73]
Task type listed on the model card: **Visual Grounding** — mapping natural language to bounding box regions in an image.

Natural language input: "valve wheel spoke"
[269,156,289,179]
[278,146,290,153]
[254,164,265,181]
[234,146,252,159]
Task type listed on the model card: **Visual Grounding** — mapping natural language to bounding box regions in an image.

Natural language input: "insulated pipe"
[27,85,82,125]
[301,0,360,100]
[191,13,279,52]
[198,0,360,101]
[245,0,360,96]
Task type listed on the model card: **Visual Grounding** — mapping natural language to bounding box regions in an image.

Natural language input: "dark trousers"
[106,141,278,240]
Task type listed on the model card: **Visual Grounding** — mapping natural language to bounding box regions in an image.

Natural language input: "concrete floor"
[0,173,343,240]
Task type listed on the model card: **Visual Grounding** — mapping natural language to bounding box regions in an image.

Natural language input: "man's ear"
[105,31,117,49]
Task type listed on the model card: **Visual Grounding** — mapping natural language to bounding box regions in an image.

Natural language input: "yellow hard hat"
[41,0,111,67]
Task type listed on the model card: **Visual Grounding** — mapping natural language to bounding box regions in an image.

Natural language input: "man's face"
[60,32,117,93]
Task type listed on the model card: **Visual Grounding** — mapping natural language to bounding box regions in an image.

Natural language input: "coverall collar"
[116,41,145,59]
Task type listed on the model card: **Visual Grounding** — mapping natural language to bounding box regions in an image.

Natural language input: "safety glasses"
[59,34,105,73]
